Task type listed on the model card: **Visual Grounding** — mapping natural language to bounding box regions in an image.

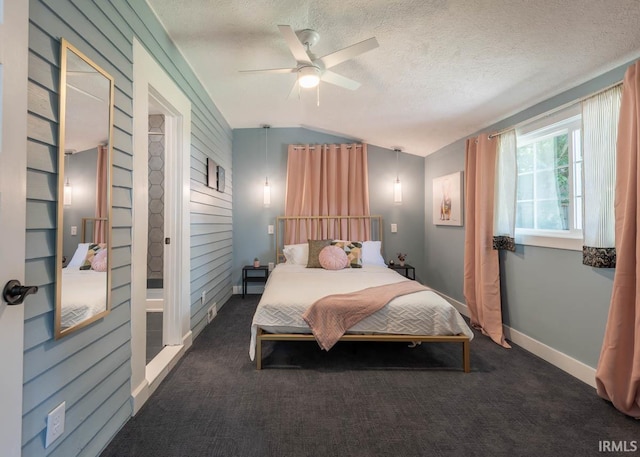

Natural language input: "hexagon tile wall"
[148,114,165,288]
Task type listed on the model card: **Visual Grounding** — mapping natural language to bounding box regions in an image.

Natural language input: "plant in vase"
[397,253,408,266]
[253,257,260,267]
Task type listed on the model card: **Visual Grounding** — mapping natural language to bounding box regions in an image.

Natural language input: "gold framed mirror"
[55,39,114,339]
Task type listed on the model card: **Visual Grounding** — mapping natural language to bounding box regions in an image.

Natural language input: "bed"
[59,217,108,329]
[249,215,473,371]
[61,266,107,328]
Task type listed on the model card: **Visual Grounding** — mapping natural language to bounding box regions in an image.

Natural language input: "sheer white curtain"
[493,129,517,251]
[582,85,622,267]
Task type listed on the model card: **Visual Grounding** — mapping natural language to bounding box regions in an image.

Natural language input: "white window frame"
[515,108,583,251]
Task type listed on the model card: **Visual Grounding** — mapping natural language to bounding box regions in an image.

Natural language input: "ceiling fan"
[240,25,379,95]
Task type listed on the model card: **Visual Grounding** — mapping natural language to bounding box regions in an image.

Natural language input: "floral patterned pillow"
[91,248,108,272]
[79,243,106,270]
[331,240,363,268]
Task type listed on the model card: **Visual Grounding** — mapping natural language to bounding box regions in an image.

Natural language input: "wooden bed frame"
[256,215,471,372]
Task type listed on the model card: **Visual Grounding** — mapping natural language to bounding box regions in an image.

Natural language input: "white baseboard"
[131,330,193,415]
[145,299,164,312]
[146,289,164,312]
[502,325,596,388]
[436,291,596,389]
[232,285,266,295]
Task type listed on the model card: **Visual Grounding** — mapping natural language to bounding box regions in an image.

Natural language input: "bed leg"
[256,333,262,370]
[462,339,470,373]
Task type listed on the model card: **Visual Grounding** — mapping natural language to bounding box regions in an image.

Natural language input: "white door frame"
[0,0,29,454]
[131,39,191,414]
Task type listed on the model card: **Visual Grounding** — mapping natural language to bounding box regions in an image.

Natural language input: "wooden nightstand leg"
[242,273,246,298]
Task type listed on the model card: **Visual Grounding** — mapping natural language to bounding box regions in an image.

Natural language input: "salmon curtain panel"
[284,143,370,244]
[93,144,108,244]
[464,134,510,348]
[595,61,640,418]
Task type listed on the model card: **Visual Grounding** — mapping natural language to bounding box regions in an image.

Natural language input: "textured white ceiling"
[147,0,640,156]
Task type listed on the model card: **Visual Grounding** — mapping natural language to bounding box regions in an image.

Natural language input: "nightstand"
[388,263,415,280]
[242,265,269,298]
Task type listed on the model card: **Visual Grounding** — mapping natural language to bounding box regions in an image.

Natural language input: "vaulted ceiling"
[147,0,640,156]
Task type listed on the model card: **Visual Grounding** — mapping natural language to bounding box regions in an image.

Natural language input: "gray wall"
[25,1,232,456]
[232,127,425,291]
[424,60,633,369]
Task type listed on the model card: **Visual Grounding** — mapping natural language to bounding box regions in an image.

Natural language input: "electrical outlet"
[268,224,274,234]
[207,303,217,323]
[201,290,206,305]
[45,401,65,448]
[391,223,398,233]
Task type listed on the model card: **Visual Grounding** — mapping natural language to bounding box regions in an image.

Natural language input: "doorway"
[131,39,192,414]
[146,108,166,363]
[0,1,29,454]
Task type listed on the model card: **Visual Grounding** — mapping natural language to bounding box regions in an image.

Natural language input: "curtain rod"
[488,80,623,139]
[292,144,363,149]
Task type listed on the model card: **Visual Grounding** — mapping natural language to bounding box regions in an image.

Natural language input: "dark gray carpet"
[101,295,638,457]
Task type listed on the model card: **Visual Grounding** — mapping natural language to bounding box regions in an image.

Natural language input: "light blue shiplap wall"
[24,1,232,455]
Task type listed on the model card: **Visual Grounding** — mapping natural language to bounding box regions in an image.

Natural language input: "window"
[515,110,583,250]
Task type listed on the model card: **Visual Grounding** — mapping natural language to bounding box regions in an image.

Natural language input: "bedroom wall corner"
[423,58,635,373]
[232,128,426,290]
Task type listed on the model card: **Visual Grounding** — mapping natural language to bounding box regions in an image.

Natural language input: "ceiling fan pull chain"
[317,84,320,107]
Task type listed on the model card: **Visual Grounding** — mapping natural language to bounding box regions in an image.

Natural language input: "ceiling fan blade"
[320,70,361,90]
[319,37,379,69]
[278,25,312,64]
[287,80,300,99]
[239,67,297,74]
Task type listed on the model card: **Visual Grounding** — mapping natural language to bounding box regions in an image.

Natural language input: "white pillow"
[282,243,309,265]
[361,240,386,266]
[67,243,91,268]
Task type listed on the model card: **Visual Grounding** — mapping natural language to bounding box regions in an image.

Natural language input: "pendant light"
[263,125,271,207]
[394,148,402,204]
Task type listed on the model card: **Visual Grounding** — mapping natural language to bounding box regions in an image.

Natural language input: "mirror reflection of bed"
[61,217,107,330]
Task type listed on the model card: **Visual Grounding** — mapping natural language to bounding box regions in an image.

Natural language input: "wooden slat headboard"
[275,215,383,263]
[81,217,107,243]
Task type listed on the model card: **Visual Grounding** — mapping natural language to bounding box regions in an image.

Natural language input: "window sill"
[515,230,582,251]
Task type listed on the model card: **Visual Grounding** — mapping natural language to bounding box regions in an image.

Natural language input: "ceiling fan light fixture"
[298,66,320,88]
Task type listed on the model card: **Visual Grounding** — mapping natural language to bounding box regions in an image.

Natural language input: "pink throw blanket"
[302,281,430,351]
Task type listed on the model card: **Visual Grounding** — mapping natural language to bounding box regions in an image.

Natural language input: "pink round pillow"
[91,248,108,272]
[318,245,348,270]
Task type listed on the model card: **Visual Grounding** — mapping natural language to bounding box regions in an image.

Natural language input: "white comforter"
[249,264,473,360]
[61,268,107,328]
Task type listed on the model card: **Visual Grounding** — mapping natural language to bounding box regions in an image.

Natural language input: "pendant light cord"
[264,125,270,184]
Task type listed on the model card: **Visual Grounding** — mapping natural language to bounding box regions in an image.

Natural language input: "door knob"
[2,279,39,305]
